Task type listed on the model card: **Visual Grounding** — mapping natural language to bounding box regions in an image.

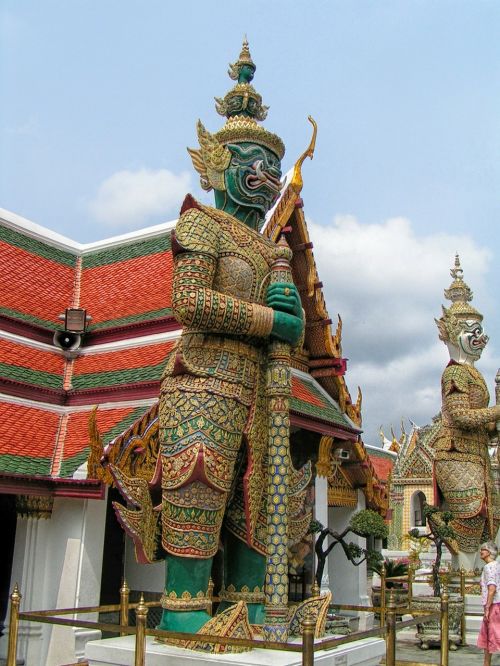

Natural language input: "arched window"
[410,491,426,527]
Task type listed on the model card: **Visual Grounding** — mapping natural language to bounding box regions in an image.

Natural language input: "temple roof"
[364,445,396,484]
[1,201,385,509]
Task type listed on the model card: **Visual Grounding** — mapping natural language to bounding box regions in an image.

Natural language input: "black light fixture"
[53,308,92,355]
[63,307,90,334]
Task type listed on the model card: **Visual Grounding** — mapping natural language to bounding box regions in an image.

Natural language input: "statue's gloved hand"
[267,283,304,346]
[266,282,302,318]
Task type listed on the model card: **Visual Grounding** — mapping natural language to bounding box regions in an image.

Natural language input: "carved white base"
[85,635,385,666]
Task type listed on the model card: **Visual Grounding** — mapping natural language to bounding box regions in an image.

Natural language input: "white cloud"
[307,214,494,444]
[88,168,192,229]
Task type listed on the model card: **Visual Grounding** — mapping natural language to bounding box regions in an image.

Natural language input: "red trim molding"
[0,473,105,499]
[290,412,360,439]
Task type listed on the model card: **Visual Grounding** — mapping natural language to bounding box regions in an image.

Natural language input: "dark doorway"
[0,495,17,637]
[99,488,125,605]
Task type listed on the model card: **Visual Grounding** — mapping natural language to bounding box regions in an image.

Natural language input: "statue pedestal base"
[85,634,385,666]
[464,593,482,645]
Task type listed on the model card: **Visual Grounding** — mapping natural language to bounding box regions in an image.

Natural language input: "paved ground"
[394,637,491,666]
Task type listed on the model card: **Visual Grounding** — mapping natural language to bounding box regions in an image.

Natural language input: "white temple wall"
[124,535,164,593]
[0,494,107,666]
[327,491,370,621]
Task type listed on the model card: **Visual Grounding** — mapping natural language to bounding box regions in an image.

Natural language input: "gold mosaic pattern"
[434,362,500,551]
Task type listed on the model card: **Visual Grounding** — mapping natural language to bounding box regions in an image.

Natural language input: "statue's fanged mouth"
[246,160,283,192]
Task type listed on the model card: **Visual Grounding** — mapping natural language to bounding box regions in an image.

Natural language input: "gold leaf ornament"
[187,120,231,192]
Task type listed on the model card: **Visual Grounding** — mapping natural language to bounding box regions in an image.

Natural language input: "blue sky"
[1,1,499,444]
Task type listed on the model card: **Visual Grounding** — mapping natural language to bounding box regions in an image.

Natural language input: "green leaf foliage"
[350,509,388,539]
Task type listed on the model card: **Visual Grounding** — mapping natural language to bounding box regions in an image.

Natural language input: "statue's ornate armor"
[434,362,498,552]
[160,199,282,559]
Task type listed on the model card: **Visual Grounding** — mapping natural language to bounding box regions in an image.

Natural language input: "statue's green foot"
[158,609,211,634]
[217,601,264,625]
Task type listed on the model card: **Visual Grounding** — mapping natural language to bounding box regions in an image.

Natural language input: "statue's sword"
[262,117,317,643]
[263,236,294,642]
[496,369,500,427]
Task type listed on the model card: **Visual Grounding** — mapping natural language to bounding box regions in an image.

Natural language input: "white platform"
[85,635,385,666]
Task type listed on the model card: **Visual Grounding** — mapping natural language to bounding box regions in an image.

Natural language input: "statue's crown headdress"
[187,39,285,192]
[435,255,482,343]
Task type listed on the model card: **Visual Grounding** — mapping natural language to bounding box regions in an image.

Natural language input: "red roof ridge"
[51,412,68,476]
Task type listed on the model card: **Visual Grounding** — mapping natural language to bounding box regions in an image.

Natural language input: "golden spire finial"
[228,36,256,81]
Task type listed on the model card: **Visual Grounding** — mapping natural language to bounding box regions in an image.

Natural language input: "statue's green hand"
[267,283,304,345]
[270,310,304,346]
[266,282,302,318]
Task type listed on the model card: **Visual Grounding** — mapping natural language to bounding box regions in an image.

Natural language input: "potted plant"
[371,558,409,619]
[408,504,464,650]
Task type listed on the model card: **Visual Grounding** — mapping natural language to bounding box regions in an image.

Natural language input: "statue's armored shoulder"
[442,363,470,395]
[172,195,219,258]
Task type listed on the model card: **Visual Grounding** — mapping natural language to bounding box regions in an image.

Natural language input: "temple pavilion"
[0,174,390,664]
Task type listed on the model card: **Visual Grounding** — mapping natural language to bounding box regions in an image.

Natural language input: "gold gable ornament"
[327,459,357,507]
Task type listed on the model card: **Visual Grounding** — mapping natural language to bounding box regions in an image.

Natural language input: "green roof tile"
[291,380,352,428]
[87,307,173,331]
[0,363,62,389]
[82,234,172,268]
[0,306,60,330]
[0,454,52,476]
[72,363,165,390]
[0,226,76,266]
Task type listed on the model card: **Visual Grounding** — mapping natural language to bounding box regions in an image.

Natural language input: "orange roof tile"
[80,252,173,326]
[0,241,75,327]
[369,454,394,482]
[63,407,137,458]
[291,376,325,408]
[0,402,60,458]
[0,338,65,375]
[73,341,175,375]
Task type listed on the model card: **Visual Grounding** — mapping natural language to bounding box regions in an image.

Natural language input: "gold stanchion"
[6,584,21,666]
[407,566,413,610]
[385,589,396,666]
[459,567,467,645]
[302,616,315,666]
[311,580,320,597]
[380,562,386,628]
[207,577,214,615]
[440,586,449,666]
[134,594,148,666]
[119,578,130,637]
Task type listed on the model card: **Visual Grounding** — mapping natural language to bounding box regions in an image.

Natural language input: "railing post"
[134,594,148,666]
[380,562,386,628]
[207,577,214,616]
[385,589,396,666]
[407,565,413,611]
[301,616,315,666]
[6,584,21,666]
[459,566,466,645]
[440,585,449,666]
[120,578,130,637]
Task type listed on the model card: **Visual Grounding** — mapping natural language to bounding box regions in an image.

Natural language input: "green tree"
[309,509,388,586]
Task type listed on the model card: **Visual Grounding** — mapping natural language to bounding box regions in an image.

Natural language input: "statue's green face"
[239,64,255,84]
[225,95,259,118]
[224,142,282,217]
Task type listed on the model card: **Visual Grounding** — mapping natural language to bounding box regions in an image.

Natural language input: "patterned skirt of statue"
[434,447,500,553]
[159,343,269,559]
